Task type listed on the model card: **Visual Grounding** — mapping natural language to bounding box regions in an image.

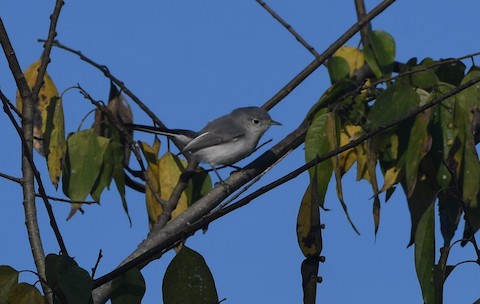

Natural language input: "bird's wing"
[182,118,245,152]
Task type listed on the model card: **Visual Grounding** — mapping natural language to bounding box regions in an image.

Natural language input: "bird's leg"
[210,166,232,193]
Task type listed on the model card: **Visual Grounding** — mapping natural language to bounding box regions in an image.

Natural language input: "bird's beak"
[270,120,282,126]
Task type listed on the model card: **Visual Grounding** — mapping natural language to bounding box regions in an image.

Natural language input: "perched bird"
[130,106,281,180]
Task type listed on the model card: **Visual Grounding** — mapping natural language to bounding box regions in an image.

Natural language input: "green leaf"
[0,265,19,303]
[57,266,92,304]
[111,268,146,304]
[45,255,60,297]
[304,110,333,208]
[404,176,438,246]
[438,191,462,246]
[457,70,480,208]
[297,183,322,257]
[163,246,218,304]
[414,203,436,304]
[62,129,106,202]
[430,84,458,188]
[111,140,131,225]
[306,80,358,118]
[327,56,350,83]
[90,137,116,202]
[404,108,433,197]
[410,66,439,90]
[45,253,93,304]
[364,30,395,77]
[367,83,420,130]
[7,283,44,304]
[435,60,466,86]
[186,169,212,205]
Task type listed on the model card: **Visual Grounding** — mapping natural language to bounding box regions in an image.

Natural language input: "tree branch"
[262,0,396,111]
[91,2,397,302]
[256,0,320,57]
[39,39,193,163]
[354,0,371,48]
[0,5,66,302]
[92,74,480,301]
[77,85,167,211]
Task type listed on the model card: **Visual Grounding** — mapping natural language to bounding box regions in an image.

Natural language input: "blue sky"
[1,1,479,303]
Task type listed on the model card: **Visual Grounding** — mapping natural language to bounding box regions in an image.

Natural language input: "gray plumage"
[131,107,280,168]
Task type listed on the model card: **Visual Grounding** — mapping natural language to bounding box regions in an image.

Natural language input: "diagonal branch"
[93,74,480,297]
[256,0,320,57]
[262,0,396,111]
[0,1,65,300]
[354,0,371,48]
[0,89,68,255]
[38,39,192,162]
[91,1,396,302]
[31,0,64,100]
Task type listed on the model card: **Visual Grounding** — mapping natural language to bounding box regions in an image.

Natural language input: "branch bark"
[0,1,65,302]
[91,1,396,302]
[0,18,51,300]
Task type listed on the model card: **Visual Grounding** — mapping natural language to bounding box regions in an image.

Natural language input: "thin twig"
[256,0,320,57]
[92,73,480,292]
[354,0,371,48]
[76,86,167,211]
[0,172,22,183]
[0,2,65,302]
[31,0,64,100]
[262,0,396,111]
[41,194,99,205]
[0,90,68,255]
[91,3,399,297]
[91,250,103,279]
[367,51,480,88]
[38,39,193,163]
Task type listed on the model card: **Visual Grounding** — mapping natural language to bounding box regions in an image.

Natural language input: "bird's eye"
[252,119,260,125]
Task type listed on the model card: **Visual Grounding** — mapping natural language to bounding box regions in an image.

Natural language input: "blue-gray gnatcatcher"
[130,106,281,180]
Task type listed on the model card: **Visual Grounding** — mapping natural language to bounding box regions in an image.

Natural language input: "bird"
[129,106,281,181]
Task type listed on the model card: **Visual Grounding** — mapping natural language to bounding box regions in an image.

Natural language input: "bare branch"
[39,39,193,163]
[31,0,64,100]
[256,0,320,57]
[91,250,104,279]
[76,85,167,211]
[262,0,396,111]
[0,171,22,184]
[93,75,480,300]
[354,0,371,48]
[91,2,397,302]
[0,90,68,256]
[0,2,65,301]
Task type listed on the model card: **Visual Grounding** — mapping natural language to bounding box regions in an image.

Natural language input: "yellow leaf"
[44,97,66,187]
[143,142,192,229]
[329,119,360,235]
[158,153,189,220]
[380,166,401,193]
[338,125,362,175]
[297,183,322,257]
[355,142,369,181]
[142,140,162,229]
[16,59,62,155]
[16,59,65,187]
[334,46,365,76]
